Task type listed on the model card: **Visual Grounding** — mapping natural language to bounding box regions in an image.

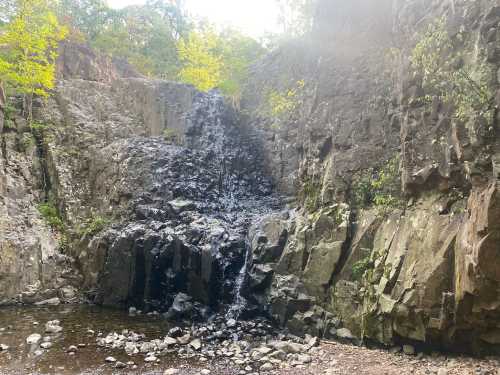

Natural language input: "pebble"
[105,356,117,363]
[144,355,157,362]
[115,361,127,369]
[40,342,52,349]
[164,369,180,375]
[200,370,211,375]
[0,344,8,351]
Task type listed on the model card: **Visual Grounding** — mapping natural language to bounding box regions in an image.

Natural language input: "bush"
[37,202,64,231]
[352,257,372,281]
[80,216,110,237]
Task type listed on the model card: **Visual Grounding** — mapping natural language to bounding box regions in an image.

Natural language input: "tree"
[177,28,223,92]
[0,0,67,122]
[177,27,264,105]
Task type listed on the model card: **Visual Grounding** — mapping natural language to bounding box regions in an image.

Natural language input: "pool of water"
[0,305,194,374]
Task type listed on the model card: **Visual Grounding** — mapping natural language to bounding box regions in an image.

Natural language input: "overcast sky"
[106,0,282,38]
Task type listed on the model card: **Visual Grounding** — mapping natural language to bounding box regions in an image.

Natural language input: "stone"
[40,342,52,349]
[144,355,157,362]
[27,333,42,345]
[227,319,237,328]
[402,345,415,355]
[189,338,202,350]
[115,361,127,369]
[67,345,78,352]
[260,362,273,371]
[177,333,191,345]
[0,344,9,351]
[105,356,117,363]
[35,297,61,306]
[200,370,211,375]
[336,328,355,340]
[164,370,180,375]
[45,320,63,333]
[297,354,312,364]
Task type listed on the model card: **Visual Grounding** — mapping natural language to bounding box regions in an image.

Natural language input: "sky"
[106,0,282,38]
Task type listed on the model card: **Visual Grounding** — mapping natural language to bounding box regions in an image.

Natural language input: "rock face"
[35,46,277,313]
[2,0,500,357]
[239,0,500,354]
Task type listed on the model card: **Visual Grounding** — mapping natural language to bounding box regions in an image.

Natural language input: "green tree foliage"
[0,0,67,121]
[411,17,495,122]
[177,27,264,103]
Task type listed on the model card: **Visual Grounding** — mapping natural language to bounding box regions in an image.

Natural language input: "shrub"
[80,216,110,237]
[411,17,495,122]
[352,257,372,281]
[37,202,64,231]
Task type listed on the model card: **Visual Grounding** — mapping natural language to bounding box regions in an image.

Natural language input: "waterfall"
[225,239,250,320]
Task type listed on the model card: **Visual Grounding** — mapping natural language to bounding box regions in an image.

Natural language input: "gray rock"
[45,320,63,333]
[105,356,117,363]
[189,338,202,350]
[336,328,355,340]
[402,344,415,355]
[26,333,42,345]
[164,370,180,375]
[35,297,61,306]
[40,342,52,349]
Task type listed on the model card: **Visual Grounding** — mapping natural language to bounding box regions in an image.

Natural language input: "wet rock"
[26,333,42,345]
[35,297,61,306]
[168,327,183,338]
[45,320,63,333]
[40,342,52,349]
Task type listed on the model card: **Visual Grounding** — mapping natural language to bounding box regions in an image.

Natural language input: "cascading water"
[225,238,251,320]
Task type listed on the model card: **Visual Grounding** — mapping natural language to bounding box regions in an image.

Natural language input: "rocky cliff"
[241,0,500,354]
[1,0,500,357]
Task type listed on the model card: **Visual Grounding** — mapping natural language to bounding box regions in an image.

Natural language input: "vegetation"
[0,0,67,122]
[264,79,306,129]
[299,176,322,212]
[411,17,495,122]
[79,215,110,237]
[352,156,403,211]
[177,27,264,104]
[38,201,64,231]
[352,257,372,281]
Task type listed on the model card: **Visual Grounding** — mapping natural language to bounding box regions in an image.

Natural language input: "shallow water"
[0,305,193,375]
